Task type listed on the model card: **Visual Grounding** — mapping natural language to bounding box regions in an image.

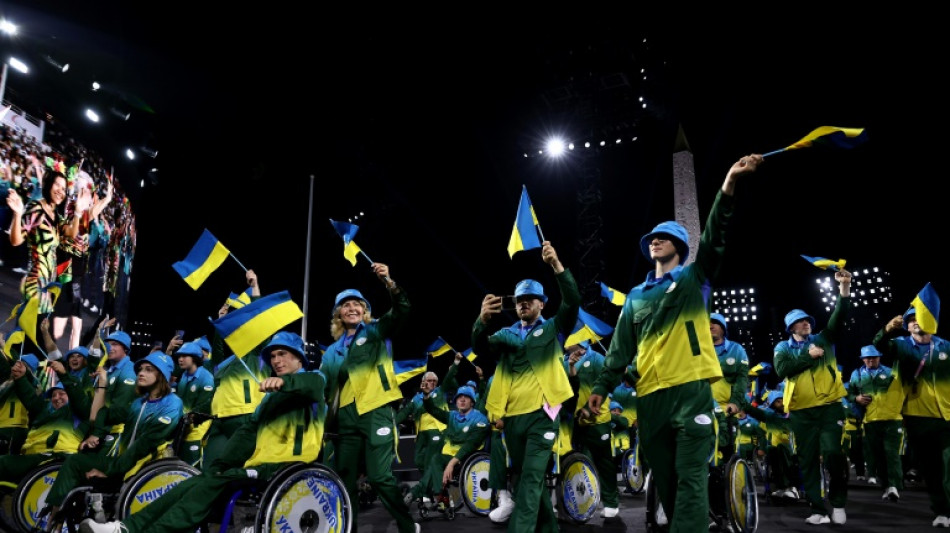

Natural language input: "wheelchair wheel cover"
[12,459,67,533]
[622,447,645,494]
[258,463,352,533]
[459,451,491,516]
[555,452,599,524]
[725,457,758,533]
[116,459,200,518]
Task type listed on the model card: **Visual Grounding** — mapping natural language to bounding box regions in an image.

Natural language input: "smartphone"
[175,329,185,339]
[500,295,518,311]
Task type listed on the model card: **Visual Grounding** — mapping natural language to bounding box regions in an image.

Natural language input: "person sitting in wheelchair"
[404,385,489,507]
[80,331,326,533]
[0,355,91,484]
[42,350,183,528]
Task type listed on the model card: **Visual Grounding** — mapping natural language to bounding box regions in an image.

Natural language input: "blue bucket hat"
[262,331,306,365]
[903,307,916,323]
[20,354,39,374]
[514,279,547,303]
[333,289,371,316]
[783,309,815,333]
[454,385,477,403]
[196,336,211,354]
[65,346,89,359]
[765,390,784,407]
[105,331,132,352]
[860,345,883,358]
[135,352,174,383]
[609,401,622,411]
[176,341,204,362]
[45,382,66,399]
[710,313,728,336]
[639,221,690,263]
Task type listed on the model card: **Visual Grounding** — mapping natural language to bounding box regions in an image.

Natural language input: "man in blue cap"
[773,267,853,526]
[709,312,750,460]
[874,307,950,527]
[473,240,580,532]
[320,262,419,533]
[82,329,138,455]
[587,154,762,532]
[173,341,216,468]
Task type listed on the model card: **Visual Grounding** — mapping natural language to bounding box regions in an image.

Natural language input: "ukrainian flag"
[16,296,40,348]
[462,348,478,362]
[912,282,940,334]
[172,229,230,290]
[507,185,542,258]
[426,337,454,358]
[765,126,868,157]
[330,219,363,267]
[600,282,627,306]
[212,291,303,357]
[227,287,254,309]
[800,255,846,272]
[565,308,614,348]
[395,357,427,385]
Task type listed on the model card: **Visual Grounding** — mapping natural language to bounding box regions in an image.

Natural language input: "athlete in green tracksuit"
[80,331,326,533]
[171,341,215,468]
[0,352,38,455]
[774,268,852,526]
[588,154,762,533]
[472,240,580,533]
[709,312,750,459]
[395,371,447,480]
[320,262,418,533]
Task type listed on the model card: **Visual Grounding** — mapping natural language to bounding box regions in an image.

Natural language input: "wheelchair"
[620,437,646,495]
[546,451,601,525]
[209,461,352,533]
[644,454,758,533]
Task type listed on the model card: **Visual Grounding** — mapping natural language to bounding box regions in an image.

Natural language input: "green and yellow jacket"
[873,329,950,420]
[847,364,904,422]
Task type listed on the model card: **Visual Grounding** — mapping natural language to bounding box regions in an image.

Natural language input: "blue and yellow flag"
[42,282,63,309]
[764,126,868,157]
[565,308,614,348]
[507,185,542,258]
[172,229,231,290]
[330,219,363,267]
[3,327,25,359]
[16,296,40,348]
[462,348,478,363]
[212,290,303,357]
[800,255,846,272]
[600,282,627,306]
[426,337,454,358]
[227,287,254,309]
[395,357,427,385]
[912,282,940,334]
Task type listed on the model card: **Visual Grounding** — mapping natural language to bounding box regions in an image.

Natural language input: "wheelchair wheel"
[621,447,645,494]
[256,462,352,533]
[554,451,600,525]
[458,451,492,516]
[723,456,758,533]
[1,482,17,533]
[12,459,69,533]
[116,458,201,518]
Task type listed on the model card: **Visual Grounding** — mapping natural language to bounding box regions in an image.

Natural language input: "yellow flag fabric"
[172,229,231,290]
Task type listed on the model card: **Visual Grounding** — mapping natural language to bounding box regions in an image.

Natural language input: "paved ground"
[355,475,935,532]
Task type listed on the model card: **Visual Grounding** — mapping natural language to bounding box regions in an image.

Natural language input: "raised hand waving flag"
[911,282,940,334]
[507,185,544,258]
[173,229,238,290]
[763,126,868,158]
[800,255,846,272]
[426,337,455,358]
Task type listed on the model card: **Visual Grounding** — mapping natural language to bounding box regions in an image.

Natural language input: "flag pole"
[229,253,249,272]
[301,175,314,345]
[761,148,785,158]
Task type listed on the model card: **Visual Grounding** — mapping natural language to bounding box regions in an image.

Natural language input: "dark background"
[1,4,944,385]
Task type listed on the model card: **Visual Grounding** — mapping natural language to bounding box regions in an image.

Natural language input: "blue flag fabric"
[912,282,940,334]
[565,308,614,348]
[172,229,231,290]
[212,290,303,357]
[395,357,427,385]
[426,337,454,358]
[507,185,542,258]
[600,282,627,306]
[330,219,363,267]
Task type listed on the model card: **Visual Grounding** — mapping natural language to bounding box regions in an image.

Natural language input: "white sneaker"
[415,523,421,533]
[856,475,866,481]
[867,477,878,485]
[656,503,668,526]
[602,506,619,518]
[790,487,801,499]
[832,508,846,525]
[935,516,950,528]
[79,519,126,533]
[884,486,900,501]
[489,490,515,523]
[805,514,830,525]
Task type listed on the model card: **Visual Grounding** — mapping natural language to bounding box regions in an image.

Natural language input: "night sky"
[3,4,944,384]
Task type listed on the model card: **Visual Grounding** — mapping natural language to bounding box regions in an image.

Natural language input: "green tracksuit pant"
[0,452,64,483]
[201,414,250,473]
[504,408,558,533]
[0,427,27,455]
[335,403,416,533]
[121,463,287,533]
[789,402,848,513]
[178,439,203,469]
[767,444,798,490]
[415,428,441,477]
[46,448,123,506]
[638,380,716,533]
[864,419,904,490]
[489,428,508,492]
[903,415,950,516]
[575,421,618,508]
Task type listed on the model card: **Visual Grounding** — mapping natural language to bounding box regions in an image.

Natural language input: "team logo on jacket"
[533,329,544,337]
[878,374,887,380]
[543,432,556,440]
[356,338,367,346]
[726,358,735,365]
[666,282,677,293]
[376,427,391,436]
[158,416,172,424]
[110,376,116,385]
[463,426,470,432]
[694,414,712,425]
[203,386,213,391]
[583,361,591,368]
[940,352,948,361]
[190,385,197,392]
[124,379,135,385]
[433,436,440,441]
[477,422,487,427]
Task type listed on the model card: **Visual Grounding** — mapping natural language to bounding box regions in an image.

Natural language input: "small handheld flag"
[763,126,868,158]
[911,282,940,334]
[329,219,364,267]
[600,282,627,306]
[212,290,303,357]
[462,348,478,363]
[395,357,428,385]
[565,308,614,348]
[227,287,254,309]
[172,229,235,290]
[426,337,454,358]
[507,185,544,258]
[800,255,846,272]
